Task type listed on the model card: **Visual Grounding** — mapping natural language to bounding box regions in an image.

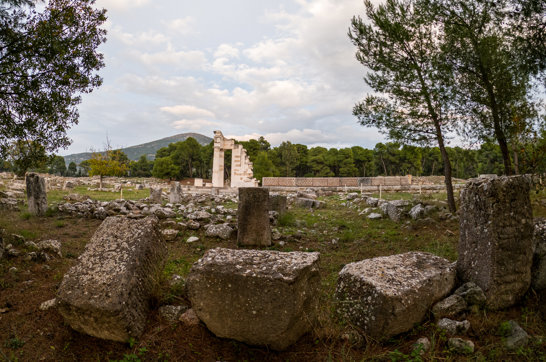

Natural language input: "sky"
[61,0,385,155]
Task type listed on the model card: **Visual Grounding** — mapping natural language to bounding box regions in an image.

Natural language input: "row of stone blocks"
[55,175,542,350]
[55,213,455,349]
[262,176,411,187]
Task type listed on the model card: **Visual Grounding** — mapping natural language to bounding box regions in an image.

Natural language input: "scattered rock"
[413,337,431,355]
[503,320,529,350]
[453,282,486,307]
[186,236,199,243]
[161,229,178,241]
[437,318,470,335]
[532,219,546,291]
[367,213,382,220]
[432,294,467,320]
[179,308,200,326]
[36,239,62,258]
[159,305,188,323]
[294,198,324,209]
[409,204,426,220]
[187,220,200,230]
[205,224,234,240]
[448,338,474,354]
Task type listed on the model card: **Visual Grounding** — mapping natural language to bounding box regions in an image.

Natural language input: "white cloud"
[172,119,221,130]
[166,17,195,35]
[214,44,240,59]
[138,46,206,68]
[160,105,215,119]
[96,0,151,11]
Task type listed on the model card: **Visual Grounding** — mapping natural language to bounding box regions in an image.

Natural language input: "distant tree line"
[1,132,544,181]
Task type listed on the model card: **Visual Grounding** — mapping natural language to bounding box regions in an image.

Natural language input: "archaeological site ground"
[0,173,545,361]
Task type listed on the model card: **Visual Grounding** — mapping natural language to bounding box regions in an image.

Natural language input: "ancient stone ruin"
[25,172,48,215]
[56,216,166,342]
[457,175,534,310]
[335,251,455,340]
[237,187,271,246]
[186,248,320,350]
[212,130,258,188]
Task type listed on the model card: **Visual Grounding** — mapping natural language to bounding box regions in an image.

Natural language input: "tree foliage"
[0,0,107,157]
[88,149,128,188]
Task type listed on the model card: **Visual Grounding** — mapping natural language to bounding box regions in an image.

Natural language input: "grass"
[46,185,150,204]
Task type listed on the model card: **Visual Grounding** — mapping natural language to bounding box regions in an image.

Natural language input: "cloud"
[160,105,215,119]
[96,0,151,11]
[171,119,221,130]
[166,17,195,35]
[214,44,240,59]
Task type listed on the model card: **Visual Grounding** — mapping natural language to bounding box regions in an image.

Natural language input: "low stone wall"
[262,176,412,188]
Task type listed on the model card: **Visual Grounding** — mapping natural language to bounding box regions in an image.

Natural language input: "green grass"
[46,185,150,204]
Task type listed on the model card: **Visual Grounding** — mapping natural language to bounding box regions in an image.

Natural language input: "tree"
[349,0,457,212]
[6,139,48,176]
[88,150,128,189]
[427,0,543,175]
[307,147,334,177]
[78,159,90,176]
[277,141,299,177]
[130,155,153,177]
[152,157,178,180]
[67,161,77,176]
[48,155,66,175]
[0,0,107,158]
[252,151,277,183]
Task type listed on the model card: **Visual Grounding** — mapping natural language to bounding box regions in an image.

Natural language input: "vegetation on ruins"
[0,0,106,159]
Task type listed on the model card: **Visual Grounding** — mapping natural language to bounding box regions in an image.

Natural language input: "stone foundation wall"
[263,176,412,187]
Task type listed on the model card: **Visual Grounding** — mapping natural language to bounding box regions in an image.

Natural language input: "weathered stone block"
[168,182,182,204]
[237,187,271,246]
[26,173,47,215]
[457,176,534,310]
[269,194,287,217]
[149,187,162,204]
[187,248,320,350]
[335,252,455,340]
[56,216,166,342]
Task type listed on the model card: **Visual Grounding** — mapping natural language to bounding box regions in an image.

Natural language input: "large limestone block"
[335,252,455,340]
[187,248,320,350]
[237,187,271,246]
[56,216,166,342]
[269,194,287,217]
[457,176,534,310]
[26,173,47,215]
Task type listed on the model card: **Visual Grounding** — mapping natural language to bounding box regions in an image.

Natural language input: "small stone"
[448,338,474,354]
[504,320,529,350]
[39,298,57,311]
[186,236,199,243]
[36,239,62,258]
[413,337,431,355]
[205,224,234,240]
[179,308,200,326]
[187,220,200,230]
[432,294,467,319]
[437,318,470,335]
[161,229,178,241]
[454,282,486,306]
[9,266,18,273]
[367,212,382,220]
[159,305,188,322]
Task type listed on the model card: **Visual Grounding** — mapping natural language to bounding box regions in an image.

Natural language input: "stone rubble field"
[0,172,545,361]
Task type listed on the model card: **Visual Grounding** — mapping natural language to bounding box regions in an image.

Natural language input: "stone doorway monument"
[212,130,258,188]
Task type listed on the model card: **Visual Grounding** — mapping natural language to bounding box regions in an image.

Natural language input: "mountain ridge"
[62,132,212,166]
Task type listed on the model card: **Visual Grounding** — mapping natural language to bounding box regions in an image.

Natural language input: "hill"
[62,132,212,166]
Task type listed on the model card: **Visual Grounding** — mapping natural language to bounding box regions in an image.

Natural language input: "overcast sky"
[62,0,385,155]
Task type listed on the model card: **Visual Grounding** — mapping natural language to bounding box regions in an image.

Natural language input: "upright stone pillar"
[269,194,287,217]
[237,187,271,246]
[169,182,182,204]
[212,146,224,188]
[457,176,534,310]
[26,173,47,215]
[149,187,162,204]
